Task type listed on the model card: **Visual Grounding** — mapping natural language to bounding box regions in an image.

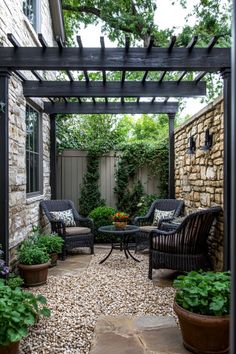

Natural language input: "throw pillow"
[50,209,76,227]
[152,209,175,226]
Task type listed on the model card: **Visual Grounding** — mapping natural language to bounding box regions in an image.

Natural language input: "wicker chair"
[148,206,222,279]
[134,199,184,252]
[40,199,94,259]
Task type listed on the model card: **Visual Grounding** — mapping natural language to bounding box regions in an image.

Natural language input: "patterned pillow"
[152,209,175,226]
[50,209,76,227]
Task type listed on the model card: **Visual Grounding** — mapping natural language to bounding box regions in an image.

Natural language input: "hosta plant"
[0,280,50,346]
[17,244,49,265]
[36,234,64,254]
[173,271,230,316]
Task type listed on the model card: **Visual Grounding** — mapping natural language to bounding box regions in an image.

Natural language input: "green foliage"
[79,151,105,216]
[173,271,230,316]
[89,206,117,243]
[5,275,24,289]
[17,244,49,265]
[114,140,168,217]
[136,194,159,216]
[36,235,64,254]
[0,280,50,346]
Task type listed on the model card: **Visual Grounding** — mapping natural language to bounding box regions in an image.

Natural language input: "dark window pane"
[23,0,36,28]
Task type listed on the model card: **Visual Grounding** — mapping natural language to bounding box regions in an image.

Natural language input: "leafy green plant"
[5,274,24,289]
[36,235,64,254]
[173,271,230,316]
[18,245,49,265]
[0,279,50,346]
[136,194,159,216]
[89,206,117,243]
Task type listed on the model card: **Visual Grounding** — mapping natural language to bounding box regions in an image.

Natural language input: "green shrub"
[89,206,117,243]
[5,274,24,289]
[36,234,64,254]
[173,271,230,316]
[18,245,49,265]
[0,279,50,346]
[136,194,159,216]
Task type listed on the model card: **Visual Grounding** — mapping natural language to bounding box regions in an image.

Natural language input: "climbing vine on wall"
[114,140,169,216]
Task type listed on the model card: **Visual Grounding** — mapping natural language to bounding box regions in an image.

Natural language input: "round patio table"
[98,225,140,264]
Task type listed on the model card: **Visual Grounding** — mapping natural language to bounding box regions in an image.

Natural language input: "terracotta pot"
[114,222,127,230]
[0,341,20,354]
[18,262,50,287]
[49,253,58,267]
[173,300,229,354]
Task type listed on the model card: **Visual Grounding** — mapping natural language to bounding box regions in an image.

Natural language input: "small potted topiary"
[0,279,50,354]
[173,271,230,354]
[36,234,64,266]
[17,243,50,287]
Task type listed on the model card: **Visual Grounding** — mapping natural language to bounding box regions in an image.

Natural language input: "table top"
[98,225,139,234]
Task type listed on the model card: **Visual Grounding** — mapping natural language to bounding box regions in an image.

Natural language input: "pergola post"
[168,113,175,199]
[50,114,57,200]
[0,70,11,264]
[221,68,231,271]
[231,1,236,352]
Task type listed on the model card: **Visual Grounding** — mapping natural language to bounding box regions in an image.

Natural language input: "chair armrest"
[75,217,94,231]
[134,216,152,226]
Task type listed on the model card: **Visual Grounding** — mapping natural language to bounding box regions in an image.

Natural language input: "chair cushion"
[65,226,91,236]
[152,209,175,226]
[139,225,158,233]
[50,209,76,227]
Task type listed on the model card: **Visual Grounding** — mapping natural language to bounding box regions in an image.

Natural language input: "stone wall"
[0,0,56,259]
[175,96,224,271]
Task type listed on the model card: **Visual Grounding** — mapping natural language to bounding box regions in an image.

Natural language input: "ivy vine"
[114,140,169,216]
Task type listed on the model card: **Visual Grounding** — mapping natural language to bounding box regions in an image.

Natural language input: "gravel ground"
[20,253,176,354]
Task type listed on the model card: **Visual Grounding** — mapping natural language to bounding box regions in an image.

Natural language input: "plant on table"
[112,212,129,222]
[173,271,230,354]
[0,279,50,352]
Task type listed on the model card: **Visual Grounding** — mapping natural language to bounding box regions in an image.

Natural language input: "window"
[23,0,40,31]
[25,104,42,195]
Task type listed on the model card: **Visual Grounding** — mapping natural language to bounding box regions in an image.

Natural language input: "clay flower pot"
[173,300,229,354]
[114,222,127,230]
[0,341,20,354]
[18,262,50,287]
[49,252,58,267]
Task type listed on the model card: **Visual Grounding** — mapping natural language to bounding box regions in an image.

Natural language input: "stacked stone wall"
[175,96,224,270]
[0,0,55,259]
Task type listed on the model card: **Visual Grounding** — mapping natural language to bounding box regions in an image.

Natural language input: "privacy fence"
[57,150,161,209]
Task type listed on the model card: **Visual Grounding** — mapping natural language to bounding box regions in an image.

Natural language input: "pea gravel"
[20,253,176,354]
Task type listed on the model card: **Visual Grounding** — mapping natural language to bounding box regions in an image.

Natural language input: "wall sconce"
[187,136,196,155]
[201,129,213,151]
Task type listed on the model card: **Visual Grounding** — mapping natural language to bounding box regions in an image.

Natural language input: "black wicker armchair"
[40,199,94,259]
[134,199,184,252]
[148,206,222,279]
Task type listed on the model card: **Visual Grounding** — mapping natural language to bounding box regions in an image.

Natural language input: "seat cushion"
[65,226,91,236]
[139,225,158,233]
[152,209,175,226]
[50,209,76,227]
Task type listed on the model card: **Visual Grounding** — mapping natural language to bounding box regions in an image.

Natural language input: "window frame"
[25,101,43,198]
[23,0,41,33]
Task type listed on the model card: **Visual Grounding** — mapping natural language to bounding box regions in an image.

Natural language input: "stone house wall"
[0,0,56,259]
[175,96,224,271]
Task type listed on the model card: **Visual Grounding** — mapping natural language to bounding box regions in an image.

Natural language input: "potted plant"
[0,279,50,354]
[173,271,230,354]
[36,234,64,266]
[17,243,50,287]
[112,212,129,229]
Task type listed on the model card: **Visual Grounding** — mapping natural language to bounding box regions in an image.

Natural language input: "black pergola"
[0,33,231,271]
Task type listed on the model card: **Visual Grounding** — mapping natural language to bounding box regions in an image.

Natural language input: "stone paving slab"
[89,315,190,354]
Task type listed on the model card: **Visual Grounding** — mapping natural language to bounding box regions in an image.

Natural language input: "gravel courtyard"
[20,252,176,354]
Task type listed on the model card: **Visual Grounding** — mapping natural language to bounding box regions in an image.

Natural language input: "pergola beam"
[44,101,179,115]
[23,81,206,98]
[0,47,230,71]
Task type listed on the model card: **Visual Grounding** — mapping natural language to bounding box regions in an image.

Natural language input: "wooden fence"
[57,150,161,209]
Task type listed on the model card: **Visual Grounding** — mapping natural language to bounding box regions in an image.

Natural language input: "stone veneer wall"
[0,0,56,259]
[175,96,224,271]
